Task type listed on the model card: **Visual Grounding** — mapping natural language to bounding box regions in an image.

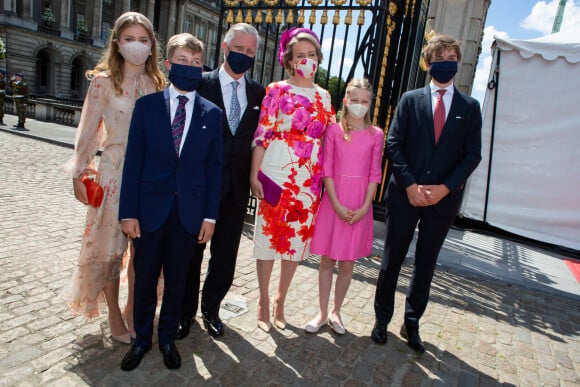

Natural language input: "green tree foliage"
[315,68,346,112]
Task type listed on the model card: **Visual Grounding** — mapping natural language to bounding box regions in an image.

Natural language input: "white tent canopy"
[460,29,580,251]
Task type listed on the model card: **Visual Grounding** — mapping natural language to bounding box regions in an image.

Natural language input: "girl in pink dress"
[63,12,165,343]
[306,78,384,335]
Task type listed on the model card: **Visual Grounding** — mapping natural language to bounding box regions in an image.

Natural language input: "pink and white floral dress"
[63,70,155,318]
[252,81,335,261]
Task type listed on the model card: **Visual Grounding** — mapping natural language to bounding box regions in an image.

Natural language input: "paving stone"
[1,130,579,385]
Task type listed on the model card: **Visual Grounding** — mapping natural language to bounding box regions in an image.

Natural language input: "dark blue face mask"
[168,63,203,92]
[429,60,458,84]
[227,50,254,74]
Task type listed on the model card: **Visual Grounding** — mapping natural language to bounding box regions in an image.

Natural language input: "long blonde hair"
[340,78,373,141]
[86,11,165,94]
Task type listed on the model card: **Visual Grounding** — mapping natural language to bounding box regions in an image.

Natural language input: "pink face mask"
[294,58,318,79]
[118,41,151,66]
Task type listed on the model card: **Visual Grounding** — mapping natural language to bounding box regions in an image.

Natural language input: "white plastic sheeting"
[460,30,580,251]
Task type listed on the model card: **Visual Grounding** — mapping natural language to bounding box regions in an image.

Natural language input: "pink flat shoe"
[112,333,131,344]
[304,318,328,333]
[328,318,346,335]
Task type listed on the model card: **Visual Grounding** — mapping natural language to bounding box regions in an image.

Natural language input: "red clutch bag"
[82,176,104,208]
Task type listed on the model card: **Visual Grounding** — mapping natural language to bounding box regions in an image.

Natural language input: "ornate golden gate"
[216,0,431,218]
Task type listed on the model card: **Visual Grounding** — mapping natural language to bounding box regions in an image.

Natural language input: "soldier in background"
[0,70,6,125]
[13,72,28,129]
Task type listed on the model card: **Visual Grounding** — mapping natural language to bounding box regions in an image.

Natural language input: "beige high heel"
[257,300,272,333]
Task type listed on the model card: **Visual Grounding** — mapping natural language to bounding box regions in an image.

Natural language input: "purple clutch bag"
[258,170,282,206]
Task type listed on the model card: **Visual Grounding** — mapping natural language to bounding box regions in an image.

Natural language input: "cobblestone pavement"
[1,131,579,386]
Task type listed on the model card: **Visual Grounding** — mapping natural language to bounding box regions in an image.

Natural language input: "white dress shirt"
[429,81,454,120]
[219,66,247,120]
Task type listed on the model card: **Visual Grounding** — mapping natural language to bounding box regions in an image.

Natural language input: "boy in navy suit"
[372,34,482,352]
[119,33,223,371]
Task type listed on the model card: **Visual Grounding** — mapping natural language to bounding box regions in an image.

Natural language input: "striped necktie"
[172,95,188,155]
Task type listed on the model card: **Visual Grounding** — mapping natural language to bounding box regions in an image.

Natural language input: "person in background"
[118,33,223,371]
[372,34,482,353]
[63,11,165,344]
[0,69,6,125]
[250,27,335,333]
[305,78,384,335]
[12,72,28,129]
[177,23,265,340]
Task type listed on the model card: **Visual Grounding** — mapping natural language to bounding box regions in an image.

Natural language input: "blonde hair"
[340,78,374,141]
[166,33,205,62]
[282,33,323,76]
[87,12,165,95]
[422,34,462,64]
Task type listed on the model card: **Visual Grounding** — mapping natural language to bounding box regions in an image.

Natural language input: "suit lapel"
[180,94,205,157]
[438,87,466,144]
[421,86,437,144]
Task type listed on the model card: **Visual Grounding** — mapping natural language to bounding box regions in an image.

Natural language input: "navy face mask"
[429,60,458,84]
[227,50,254,74]
[168,63,202,92]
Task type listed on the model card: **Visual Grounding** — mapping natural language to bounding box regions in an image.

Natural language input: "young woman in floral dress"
[63,12,165,343]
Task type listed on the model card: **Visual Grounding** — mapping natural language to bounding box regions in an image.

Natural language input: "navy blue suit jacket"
[119,89,223,234]
[385,85,482,215]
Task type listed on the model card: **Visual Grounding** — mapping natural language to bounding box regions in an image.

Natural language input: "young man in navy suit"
[118,33,223,371]
[372,34,482,352]
[177,23,265,340]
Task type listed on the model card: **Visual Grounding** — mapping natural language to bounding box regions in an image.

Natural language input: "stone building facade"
[0,0,489,100]
[0,0,278,99]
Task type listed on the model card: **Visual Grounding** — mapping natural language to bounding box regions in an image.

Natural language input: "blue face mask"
[429,60,458,84]
[168,63,202,92]
[227,50,254,74]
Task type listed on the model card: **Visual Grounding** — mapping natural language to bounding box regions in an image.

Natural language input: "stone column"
[167,0,177,37]
[122,0,131,12]
[59,0,74,39]
[3,0,14,12]
[147,0,155,24]
[91,0,105,47]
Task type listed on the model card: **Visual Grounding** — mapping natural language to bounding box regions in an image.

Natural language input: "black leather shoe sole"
[203,316,224,338]
[400,325,425,353]
[176,319,192,340]
[371,324,387,345]
[121,344,151,371]
[160,343,181,369]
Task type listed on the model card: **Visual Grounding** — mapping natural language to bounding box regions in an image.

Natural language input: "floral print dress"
[63,70,155,318]
[252,81,335,261]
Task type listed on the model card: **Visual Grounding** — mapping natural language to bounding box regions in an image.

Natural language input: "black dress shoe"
[400,324,425,353]
[160,343,181,369]
[371,323,387,345]
[203,314,224,337]
[121,344,151,371]
[176,318,192,340]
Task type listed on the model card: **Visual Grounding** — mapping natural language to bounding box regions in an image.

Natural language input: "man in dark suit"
[118,33,223,371]
[177,23,265,340]
[371,34,482,352]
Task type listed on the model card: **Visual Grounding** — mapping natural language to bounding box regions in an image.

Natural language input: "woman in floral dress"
[250,28,335,332]
[63,12,165,343]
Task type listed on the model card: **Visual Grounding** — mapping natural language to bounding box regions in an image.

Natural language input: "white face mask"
[118,41,151,66]
[294,58,318,79]
[347,103,369,118]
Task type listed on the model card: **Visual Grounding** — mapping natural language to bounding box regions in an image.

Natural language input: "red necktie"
[433,89,446,143]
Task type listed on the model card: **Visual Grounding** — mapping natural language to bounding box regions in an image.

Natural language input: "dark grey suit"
[181,69,265,321]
